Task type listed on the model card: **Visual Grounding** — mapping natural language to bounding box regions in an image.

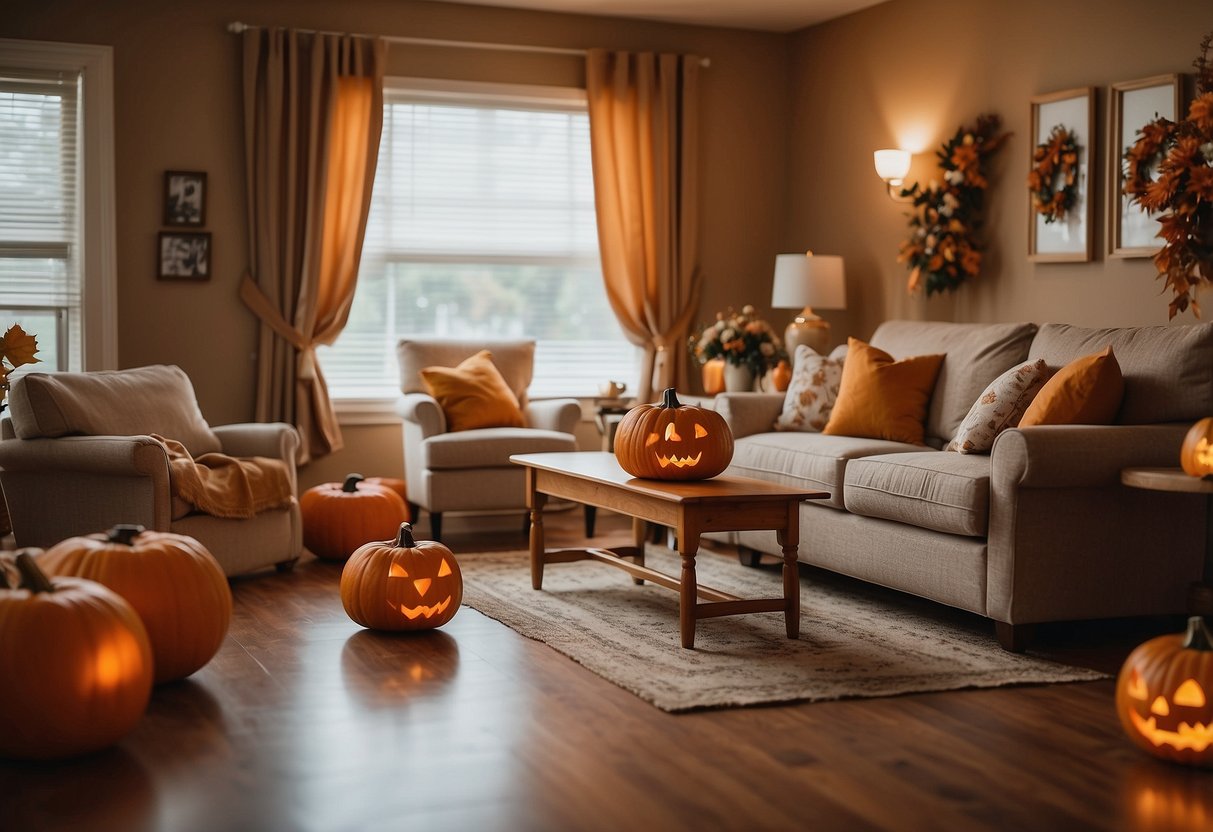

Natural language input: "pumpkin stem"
[107,524,146,545]
[660,388,681,409]
[14,551,54,594]
[395,522,416,548]
[1182,615,1213,651]
[342,473,365,493]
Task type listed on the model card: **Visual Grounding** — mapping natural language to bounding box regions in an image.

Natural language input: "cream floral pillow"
[773,344,847,432]
[945,358,1051,453]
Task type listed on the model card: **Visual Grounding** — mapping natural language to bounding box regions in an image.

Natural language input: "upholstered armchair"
[396,339,580,540]
[0,365,302,576]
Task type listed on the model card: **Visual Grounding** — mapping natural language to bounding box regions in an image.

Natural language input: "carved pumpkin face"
[614,388,734,481]
[341,523,462,631]
[1116,617,1213,767]
[1181,418,1213,478]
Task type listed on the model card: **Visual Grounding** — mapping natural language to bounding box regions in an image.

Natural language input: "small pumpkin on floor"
[1180,417,1213,478]
[341,522,462,631]
[614,388,734,481]
[301,473,409,561]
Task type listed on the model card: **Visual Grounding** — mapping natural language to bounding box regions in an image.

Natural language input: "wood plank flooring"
[5,509,1210,832]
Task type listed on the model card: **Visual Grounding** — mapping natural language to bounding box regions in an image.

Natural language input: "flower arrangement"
[1028,125,1080,224]
[689,305,785,378]
[0,324,40,411]
[897,113,1009,295]
[1123,31,1213,319]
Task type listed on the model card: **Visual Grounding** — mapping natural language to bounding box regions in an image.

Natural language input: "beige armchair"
[396,339,581,540]
[0,365,302,577]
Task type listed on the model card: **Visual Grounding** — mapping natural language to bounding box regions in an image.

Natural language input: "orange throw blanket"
[153,435,294,520]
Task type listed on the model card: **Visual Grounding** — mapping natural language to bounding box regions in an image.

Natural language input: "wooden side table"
[1121,467,1213,615]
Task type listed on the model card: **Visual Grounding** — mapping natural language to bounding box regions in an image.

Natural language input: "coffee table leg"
[631,516,646,585]
[678,524,700,649]
[777,522,800,640]
[528,475,548,590]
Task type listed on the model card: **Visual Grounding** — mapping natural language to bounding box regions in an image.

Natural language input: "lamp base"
[784,309,831,365]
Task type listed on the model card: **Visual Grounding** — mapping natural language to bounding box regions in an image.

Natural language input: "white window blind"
[0,67,81,374]
[318,79,638,400]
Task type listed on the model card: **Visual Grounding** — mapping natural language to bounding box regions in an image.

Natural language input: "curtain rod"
[225,22,710,67]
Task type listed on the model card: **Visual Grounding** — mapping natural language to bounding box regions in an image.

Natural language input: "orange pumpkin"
[41,525,232,684]
[614,388,734,480]
[0,552,153,759]
[301,473,408,562]
[1116,616,1213,767]
[364,477,411,521]
[771,359,793,392]
[1180,417,1213,478]
[340,522,462,631]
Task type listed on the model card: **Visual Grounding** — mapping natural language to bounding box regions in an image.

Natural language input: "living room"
[3,0,1213,829]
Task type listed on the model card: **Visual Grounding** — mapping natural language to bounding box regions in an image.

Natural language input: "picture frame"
[1028,87,1096,263]
[1107,74,1185,258]
[158,232,211,281]
[163,170,207,227]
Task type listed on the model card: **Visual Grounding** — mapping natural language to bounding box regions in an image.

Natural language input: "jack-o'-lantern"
[1116,616,1213,767]
[614,388,734,481]
[1180,417,1213,478]
[301,473,409,561]
[340,522,462,631]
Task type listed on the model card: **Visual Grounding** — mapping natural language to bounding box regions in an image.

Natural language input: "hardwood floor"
[6,509,1210,832]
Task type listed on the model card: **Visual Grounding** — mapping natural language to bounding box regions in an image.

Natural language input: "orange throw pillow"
[822,338,945,445]
[420,350,525,432]
[1018,345,1123,426]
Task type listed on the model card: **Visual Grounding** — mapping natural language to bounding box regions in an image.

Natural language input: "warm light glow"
[92,641,132,690]
[657,453,702,469]
[1152,696,1171,717]
[1194,438,1213,468]
[389,562,408,578]
[1175,679,1207,708]
[664,423,682,442]
[437,559,452,578]
[392,596,453,620]
[1129,709,1213,752]
[874,148,912,185]
[1128,671,1148,701]
[645,433,658,447]
[413,578,431,597]
[693,424,708,438]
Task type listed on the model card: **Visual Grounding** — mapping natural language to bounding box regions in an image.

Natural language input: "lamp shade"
[771,253,846,311]
[873,149,912,185]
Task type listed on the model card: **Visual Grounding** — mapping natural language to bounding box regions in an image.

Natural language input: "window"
[0,39,116,375]
[318,78,637,402]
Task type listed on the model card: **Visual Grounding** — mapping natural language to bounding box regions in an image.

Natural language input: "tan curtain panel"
[240,28,384,463]
[586,49,702,404]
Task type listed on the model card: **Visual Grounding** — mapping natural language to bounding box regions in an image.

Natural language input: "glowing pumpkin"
[614,388,734,480]
[301,473,409,561]
[340,522,462,631]
[1116,616,1213,767]
[41,525,232,684]
[1180,417,1213,478]
[0,552,153,759]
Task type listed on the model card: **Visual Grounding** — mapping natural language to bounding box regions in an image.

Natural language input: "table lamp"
[770,251,846,363]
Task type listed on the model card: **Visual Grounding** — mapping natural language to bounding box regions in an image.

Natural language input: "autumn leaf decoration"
[0,324,40,410]
[897,114,1009,295]
[1123,30,1213,319]
[1028,125,1080,224]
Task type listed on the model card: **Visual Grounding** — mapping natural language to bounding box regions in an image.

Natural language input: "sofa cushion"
[1028,322,1213,424]
[870,320,1037,443]
[844,451,991,538]
[773,344,846,432]
[823,338,944,445]
[945,358,1050,453]
[1019,346,1124,427]
[422,427,575,469]
[421,350,526,432]
[726,431,927,509]
[9,365,222,455]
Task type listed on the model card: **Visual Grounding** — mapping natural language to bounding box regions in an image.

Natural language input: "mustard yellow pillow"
[420,350,525,432]
[1018,345,1123,426]
[822,338,944,445]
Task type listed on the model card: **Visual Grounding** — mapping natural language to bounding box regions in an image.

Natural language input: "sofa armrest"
[213,422,300,492]
[525,398,580,434]
[395,393,446,439]
[0,434,170,477]
[991,423,1189,488]
[713,392,784,439]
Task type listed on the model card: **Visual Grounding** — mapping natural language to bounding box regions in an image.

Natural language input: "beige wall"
[1,0,790,487]
[788,0,1213,344]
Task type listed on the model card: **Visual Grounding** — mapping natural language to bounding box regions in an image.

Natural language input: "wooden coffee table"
[510,452,828,648]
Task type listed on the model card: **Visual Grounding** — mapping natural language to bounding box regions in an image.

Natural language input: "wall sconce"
[874,149,912,201]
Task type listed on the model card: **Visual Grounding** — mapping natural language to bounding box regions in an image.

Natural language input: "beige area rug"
[459,546,1107,712]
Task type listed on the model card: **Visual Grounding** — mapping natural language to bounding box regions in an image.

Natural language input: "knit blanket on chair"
[153,435,294,519]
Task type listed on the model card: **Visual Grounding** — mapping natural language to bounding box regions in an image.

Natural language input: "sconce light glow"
[873,149,912,186]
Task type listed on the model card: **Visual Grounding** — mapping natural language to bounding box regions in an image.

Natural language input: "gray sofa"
[712,320,1213,650]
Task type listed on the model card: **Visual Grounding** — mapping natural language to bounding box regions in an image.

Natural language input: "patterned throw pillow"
[773,344,847,432]
[944,358,1051,453]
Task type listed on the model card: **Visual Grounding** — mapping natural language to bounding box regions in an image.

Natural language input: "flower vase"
[723,363,755,393]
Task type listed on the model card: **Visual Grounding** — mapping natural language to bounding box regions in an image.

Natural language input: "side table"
[1121,467,1213,615]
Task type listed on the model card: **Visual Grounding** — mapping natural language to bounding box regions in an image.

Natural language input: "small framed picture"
[163,170,207,227]
[158,232,211,280]
[1028,87,1096,263]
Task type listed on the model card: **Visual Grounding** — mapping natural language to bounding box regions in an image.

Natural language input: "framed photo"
[1028,87,1096,263]
[158,232,211,280]
[1107,74,1185,258]
[163,170,207,227]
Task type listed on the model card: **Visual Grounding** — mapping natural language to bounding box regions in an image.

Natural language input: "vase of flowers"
[689,305,785,392]
[1123,31,1213,319]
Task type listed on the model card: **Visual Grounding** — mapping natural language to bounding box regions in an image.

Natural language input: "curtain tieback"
[239,274,320,380]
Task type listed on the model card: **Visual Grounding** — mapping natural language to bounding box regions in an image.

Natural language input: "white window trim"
[0,37,117,370]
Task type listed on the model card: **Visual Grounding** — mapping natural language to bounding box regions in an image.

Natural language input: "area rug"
[459,546,1107,712]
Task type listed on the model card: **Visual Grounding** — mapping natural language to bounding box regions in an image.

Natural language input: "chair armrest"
[713,392,784,439]
[213,422,300,461]
[395,393,446,438]
[991,423,1188,489]
[0,434,170,477]
[525,398,580,434]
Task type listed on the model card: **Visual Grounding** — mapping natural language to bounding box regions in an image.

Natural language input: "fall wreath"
[1027,125,1080,224]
